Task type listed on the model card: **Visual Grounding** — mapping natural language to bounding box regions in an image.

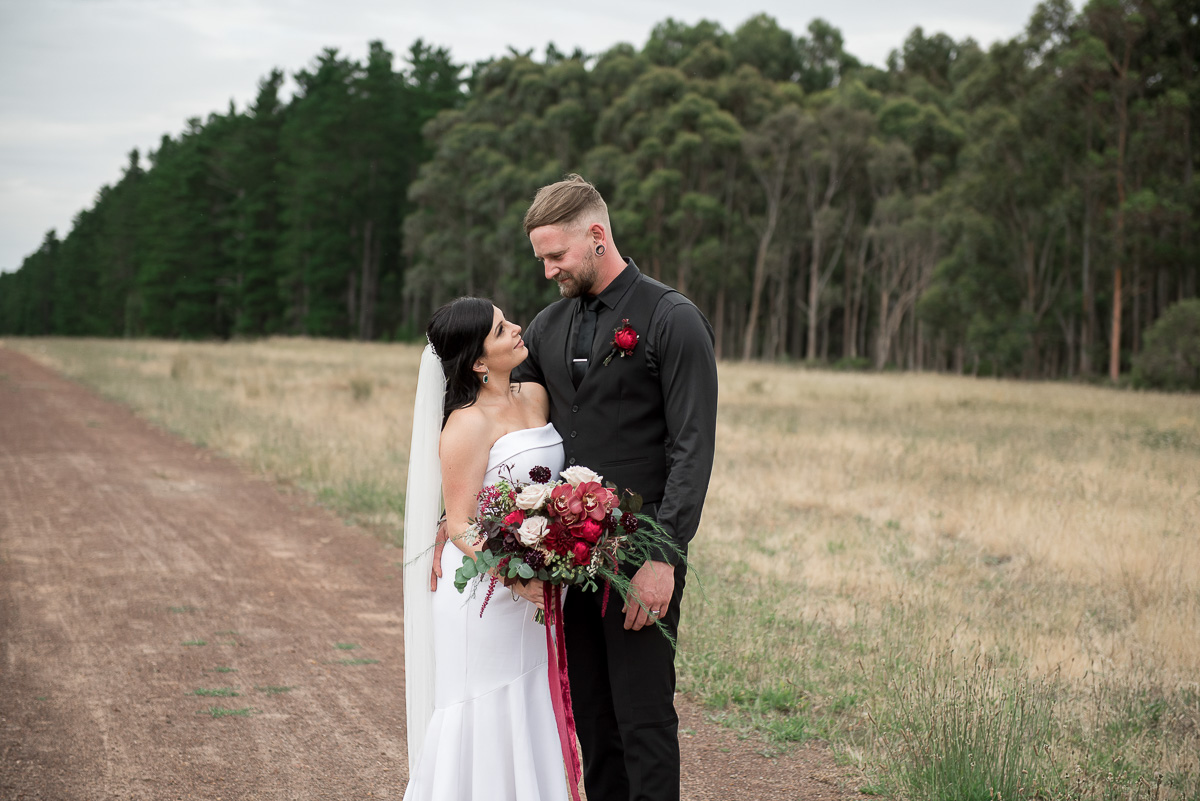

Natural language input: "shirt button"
[569,457,576,465]
[570,431,577,438]
[571,405,579,413]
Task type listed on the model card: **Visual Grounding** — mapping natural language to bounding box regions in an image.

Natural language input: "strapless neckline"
[488,422,557,454]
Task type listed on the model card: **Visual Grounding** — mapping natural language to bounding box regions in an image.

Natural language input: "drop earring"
[482,368,489,384]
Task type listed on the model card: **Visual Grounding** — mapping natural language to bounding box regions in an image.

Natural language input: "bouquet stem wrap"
[543,584,583,801]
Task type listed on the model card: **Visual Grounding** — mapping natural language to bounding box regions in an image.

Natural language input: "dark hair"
[427,297,494,428]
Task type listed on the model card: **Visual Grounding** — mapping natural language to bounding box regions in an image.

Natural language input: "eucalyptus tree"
[406,49,596,325]
[1079,0,1151,380]
[740,98,805,360]
[596,63,741,295]
[795,93,874,361]
[796,19,863,93]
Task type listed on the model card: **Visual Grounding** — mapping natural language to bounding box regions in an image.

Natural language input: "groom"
[514,174,718,801]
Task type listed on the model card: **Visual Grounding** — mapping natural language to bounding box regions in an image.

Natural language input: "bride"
[403,296,569,800]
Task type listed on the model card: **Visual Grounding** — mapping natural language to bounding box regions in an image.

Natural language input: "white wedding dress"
[404,422,569,801]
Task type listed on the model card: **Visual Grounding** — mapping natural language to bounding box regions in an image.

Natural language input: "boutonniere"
[603,319,639,366]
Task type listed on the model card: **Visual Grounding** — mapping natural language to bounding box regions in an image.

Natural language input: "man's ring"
[649,610,661,618]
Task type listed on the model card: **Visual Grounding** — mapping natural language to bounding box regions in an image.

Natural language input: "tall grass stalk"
[877,652,1058,801]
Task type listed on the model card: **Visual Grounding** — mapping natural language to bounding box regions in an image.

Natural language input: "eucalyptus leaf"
[620,490,644,515]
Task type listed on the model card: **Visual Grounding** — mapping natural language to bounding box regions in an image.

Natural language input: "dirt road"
[0,347,863,800]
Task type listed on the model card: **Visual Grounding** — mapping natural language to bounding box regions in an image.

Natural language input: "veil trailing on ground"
[403,343,443,773]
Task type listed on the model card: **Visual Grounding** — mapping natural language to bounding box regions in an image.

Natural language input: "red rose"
[577,518,603,543]
[603,319,640,366]
[503,509,525,528]
[572,541,592,566]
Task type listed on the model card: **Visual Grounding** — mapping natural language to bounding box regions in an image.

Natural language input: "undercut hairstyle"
[522,174,611,235]
[426,296,494,429]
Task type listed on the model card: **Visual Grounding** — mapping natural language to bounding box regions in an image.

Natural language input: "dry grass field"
[6,337,1199,799]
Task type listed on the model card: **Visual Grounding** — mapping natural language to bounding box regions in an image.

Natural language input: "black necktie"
[572,296,600,389]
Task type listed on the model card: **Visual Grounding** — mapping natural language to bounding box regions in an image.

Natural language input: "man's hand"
[623,560,675,631]
[429,519,448,591]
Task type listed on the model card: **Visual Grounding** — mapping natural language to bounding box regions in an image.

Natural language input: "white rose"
[516,515,549,547]
[515,482,553,510]
[560,465,601,487]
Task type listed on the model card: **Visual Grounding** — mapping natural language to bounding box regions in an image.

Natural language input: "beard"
[556,247,600,299]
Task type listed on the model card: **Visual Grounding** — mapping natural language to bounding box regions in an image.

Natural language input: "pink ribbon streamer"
[543,585,583,801]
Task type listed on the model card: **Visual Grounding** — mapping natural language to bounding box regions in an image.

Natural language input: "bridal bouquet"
[453,464,677,619]
[452,464,679,801]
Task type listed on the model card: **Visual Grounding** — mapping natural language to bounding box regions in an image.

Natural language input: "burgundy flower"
[529,465,552,484]
[614,324,638,352]
[575,481,616,521]
[603,319,639,366]
[577,518,603,544]
[549,483,583,526]
[620,512,640,533]
[542,522,572,556]
[572,541,592,566]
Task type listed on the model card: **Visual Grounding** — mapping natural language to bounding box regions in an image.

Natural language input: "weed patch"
[197,706,257,718]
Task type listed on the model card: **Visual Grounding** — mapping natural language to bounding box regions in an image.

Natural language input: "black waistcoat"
[538,276,675,504]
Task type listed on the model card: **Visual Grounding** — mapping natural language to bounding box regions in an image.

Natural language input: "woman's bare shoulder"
[441,406,496,455]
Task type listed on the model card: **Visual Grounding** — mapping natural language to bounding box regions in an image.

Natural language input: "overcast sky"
[0,0,1043,273]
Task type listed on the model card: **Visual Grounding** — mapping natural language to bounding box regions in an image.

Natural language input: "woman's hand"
[429,519,448,591]
[511,578,546,611]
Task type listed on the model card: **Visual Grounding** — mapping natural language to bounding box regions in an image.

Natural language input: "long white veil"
[403,343,443,774]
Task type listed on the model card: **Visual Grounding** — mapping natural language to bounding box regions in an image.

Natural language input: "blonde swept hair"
[522,174,612,235]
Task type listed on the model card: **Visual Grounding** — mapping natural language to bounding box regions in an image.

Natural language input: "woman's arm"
[436,405,547,611]
[438,410,493,557]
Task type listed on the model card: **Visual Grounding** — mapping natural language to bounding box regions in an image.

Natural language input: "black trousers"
[563,561,687,801]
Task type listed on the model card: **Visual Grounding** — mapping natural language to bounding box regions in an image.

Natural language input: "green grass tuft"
[873,652,1060,801]
[190,687,240,697]
[197,706,257,718]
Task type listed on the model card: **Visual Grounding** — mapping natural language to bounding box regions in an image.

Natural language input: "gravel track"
[0,347,866,800]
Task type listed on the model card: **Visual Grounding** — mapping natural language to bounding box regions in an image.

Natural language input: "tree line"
[2,0,1196,380]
